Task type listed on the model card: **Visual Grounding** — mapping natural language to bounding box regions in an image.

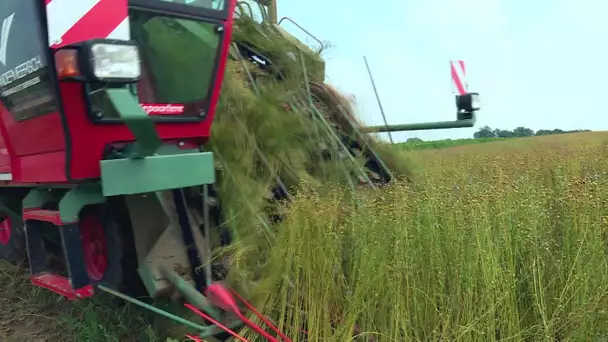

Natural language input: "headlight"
[470,93,481,110]
[54,39,141,84]
[455,92,481,112]
[90,43,140,80]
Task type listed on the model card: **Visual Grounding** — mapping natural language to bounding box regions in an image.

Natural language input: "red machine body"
[0,0,236,184]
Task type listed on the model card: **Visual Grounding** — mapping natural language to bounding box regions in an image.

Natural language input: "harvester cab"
[0,0,237,311]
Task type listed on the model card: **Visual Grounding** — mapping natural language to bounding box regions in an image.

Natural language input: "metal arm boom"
[362,117,476,133]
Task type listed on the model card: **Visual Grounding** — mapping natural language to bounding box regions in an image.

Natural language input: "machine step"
[23,209,65,225]
[25,219,91,291]
[30,273,94,301]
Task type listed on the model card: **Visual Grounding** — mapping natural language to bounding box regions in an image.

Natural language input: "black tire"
[80,199,145,296]
[0,197,27,265]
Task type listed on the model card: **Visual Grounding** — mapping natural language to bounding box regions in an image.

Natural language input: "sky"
[275,0,608,141]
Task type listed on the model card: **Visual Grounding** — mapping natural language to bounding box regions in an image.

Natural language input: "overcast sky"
[277,0,608,141]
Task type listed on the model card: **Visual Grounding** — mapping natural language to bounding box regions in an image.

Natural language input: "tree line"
[473,126,591,139]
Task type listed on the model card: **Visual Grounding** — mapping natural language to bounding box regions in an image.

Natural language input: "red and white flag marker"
[450,60,468,95]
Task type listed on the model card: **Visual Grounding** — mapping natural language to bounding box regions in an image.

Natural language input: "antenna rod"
[268,0,278,23]
[363,56,394,144]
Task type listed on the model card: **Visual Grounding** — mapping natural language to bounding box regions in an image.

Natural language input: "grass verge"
[397,137,510,151]
[0,261,189,342]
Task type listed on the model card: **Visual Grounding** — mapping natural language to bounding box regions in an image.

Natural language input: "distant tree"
[406,137,424,143]
[474,125,496,138]
[473,126,591,139]
[535,129,552,136]
[535,128,591,135]
[493,129,515,138]
[513,126,534,137]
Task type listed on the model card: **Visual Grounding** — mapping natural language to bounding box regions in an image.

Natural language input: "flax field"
[228,131,608,341]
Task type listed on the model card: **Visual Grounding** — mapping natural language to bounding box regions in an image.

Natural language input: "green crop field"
[1,132,606,341]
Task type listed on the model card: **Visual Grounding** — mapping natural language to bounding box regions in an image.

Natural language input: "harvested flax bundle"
[198,14,417,340]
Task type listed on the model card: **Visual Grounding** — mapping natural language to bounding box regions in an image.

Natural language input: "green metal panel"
[58,185,106,223]
[137,262,163,297]
[100,152,216,196]
[22,189,54,210]
[105,88,161,157]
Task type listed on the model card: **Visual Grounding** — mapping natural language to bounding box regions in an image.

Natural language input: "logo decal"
[0,13,15,66]
[141,104,185,115]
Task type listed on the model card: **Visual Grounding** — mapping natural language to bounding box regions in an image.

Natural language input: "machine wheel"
[79,202,144,295]
[0,198,27,265]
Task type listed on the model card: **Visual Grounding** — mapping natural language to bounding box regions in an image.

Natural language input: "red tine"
[184,303,250,342]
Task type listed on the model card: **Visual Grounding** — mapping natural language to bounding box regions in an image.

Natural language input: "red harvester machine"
[0,0,481,340]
